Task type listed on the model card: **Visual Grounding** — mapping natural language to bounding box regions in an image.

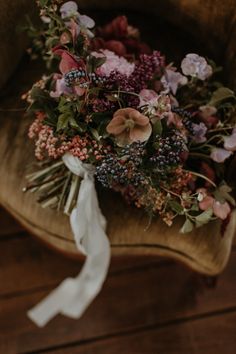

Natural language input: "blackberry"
[120,142,146,166]
[64,69,106,88]
[88,72,106,85]
[95,154,145,189]
[150,133,186,171]
[172,107,195,134]
[64,69,86,87]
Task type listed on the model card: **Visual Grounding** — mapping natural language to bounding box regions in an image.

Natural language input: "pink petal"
[129,124,152,143]
[139,89,158,106]
[224,133,236,151]
[130,110,149,126]
[59,52,80,74]
[199,195,214,210]
[213,201,231,220]
[114,108,135,118]
[210,148,232,163]
[106,115,125,135]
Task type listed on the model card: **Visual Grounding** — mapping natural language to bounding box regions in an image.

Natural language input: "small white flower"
[181,53,213,80]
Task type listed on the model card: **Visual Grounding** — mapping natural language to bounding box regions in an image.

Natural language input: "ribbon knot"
[27,153,110,327]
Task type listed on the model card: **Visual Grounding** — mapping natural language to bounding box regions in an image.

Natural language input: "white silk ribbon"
[27,153,111,327]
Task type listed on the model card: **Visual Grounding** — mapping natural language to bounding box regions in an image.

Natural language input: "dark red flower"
[98,15,128,39]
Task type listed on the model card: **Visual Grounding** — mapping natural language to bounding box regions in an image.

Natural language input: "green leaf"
[169,200,184,214]
[90,128,100,141]
[208,87,235,107]
[89,55,106,72]
[152,120,163,136]
[180,219,193,233]
[195,208,213,227]
[57,113,70,131]
[214,184,236,206]
[69,116,79,129]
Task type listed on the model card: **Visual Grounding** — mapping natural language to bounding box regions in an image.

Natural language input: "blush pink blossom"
[50,75,73,97]
[92,50,135,77]
[139,90,173,122]
[223,128,236,151]
[210,148,232,163]
[212,201,231,220]
[197,188,231,220]
[106,108,152,146]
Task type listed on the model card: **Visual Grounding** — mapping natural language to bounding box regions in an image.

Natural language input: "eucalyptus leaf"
[195,208,213,225]
[214,184,236,206]
[180,219,193,233]
[208,87,235,107]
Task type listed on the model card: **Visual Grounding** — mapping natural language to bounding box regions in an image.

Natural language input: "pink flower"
[93,50,135,77]
[139,90,173,122]
[139,89,158,106]
[199,105,218,127]
[106,108,152,146]
[213,201,231,220]
[181,53,213,80]
[223,128,236,151]
[161,68,187,95]
[53,48,84,74]
[197,188,215,210]
[50,75,72,98]
[197,188,231,220]
[210,148,232,163]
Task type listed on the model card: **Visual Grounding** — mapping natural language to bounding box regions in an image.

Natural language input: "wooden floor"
[0,208,236,354]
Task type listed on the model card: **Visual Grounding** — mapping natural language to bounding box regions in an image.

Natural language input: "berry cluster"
[95,154,146,189]
[64,69,106,87]
[120,142,146,166]
[150,133,186,171]
[172,107,195,134]
[64,69,86,86]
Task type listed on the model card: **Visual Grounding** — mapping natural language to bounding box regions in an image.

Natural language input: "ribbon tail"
[27,155,111,327]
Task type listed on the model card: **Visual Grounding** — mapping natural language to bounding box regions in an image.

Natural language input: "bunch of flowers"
[24,0,236,233]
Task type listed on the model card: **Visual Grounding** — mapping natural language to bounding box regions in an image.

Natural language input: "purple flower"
[161,68,187,95]
[223,128,236,151]
[210,148,232,163]
[181,53,213,80]
[60,1,95,38]
[191,122,207,143]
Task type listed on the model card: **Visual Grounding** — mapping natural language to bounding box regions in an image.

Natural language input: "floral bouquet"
[24,0,236,327]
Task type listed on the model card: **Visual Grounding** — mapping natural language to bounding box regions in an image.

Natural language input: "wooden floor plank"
[0,252,236,353]
[0,234,165,297]
[47,311,236,354]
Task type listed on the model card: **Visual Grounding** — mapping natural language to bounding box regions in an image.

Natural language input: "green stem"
[183,169,216,187]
